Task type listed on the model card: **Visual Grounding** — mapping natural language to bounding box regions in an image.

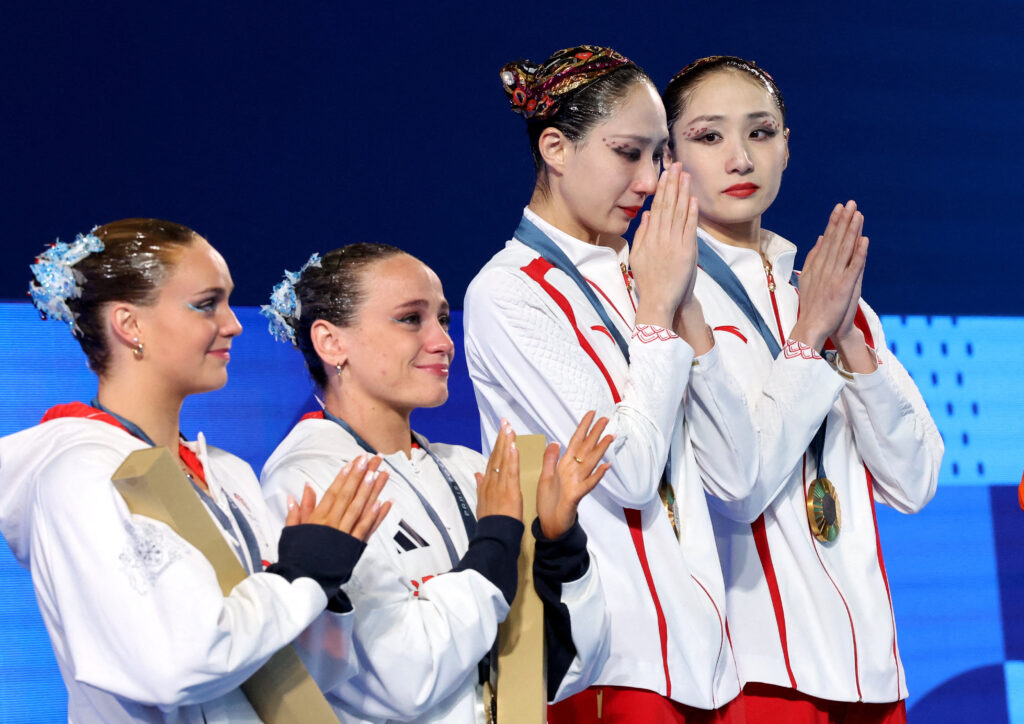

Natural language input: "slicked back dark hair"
[525,65,654,192]
[289,243,406,388]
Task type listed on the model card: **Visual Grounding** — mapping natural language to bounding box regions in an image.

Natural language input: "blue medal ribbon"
[513,215,679,531]
[694,238,829,479]
[91,399,264,573]
[514,215,632,362]
[322,411,475,568]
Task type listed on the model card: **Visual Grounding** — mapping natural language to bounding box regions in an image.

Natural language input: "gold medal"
[806,478,841,542]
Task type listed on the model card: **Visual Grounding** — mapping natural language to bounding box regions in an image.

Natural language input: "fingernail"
[366,470,378,483]
[357,455,368,471]
[342,460,354,474]
[286,494,297,511]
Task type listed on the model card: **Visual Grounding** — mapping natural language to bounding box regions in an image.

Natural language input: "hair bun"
[501,45,631,120]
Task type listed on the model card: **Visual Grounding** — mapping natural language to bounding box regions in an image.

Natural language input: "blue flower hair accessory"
[261,252,322,344]
[28,230,105,335]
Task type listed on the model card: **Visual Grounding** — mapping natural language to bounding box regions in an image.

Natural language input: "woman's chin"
[418,388,450,410]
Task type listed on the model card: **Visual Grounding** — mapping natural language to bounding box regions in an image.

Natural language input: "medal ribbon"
[321,411,496,686]
[515,215,632,361]
[90,399,263,573]
[321,411,476,568]
[514,214,678,536]
[695,238,829,478]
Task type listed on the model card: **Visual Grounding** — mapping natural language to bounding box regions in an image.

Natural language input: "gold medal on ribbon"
[806,478,841,542]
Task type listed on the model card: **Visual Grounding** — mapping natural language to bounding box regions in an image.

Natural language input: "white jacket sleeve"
[691,336,845,523]
[464,267,693,508]
[264,459,511,721]
[835,301,943,513]
[29,446,331,710]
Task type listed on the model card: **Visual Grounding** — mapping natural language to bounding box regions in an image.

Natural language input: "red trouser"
[548,686,746,723]
[739,683,907,724]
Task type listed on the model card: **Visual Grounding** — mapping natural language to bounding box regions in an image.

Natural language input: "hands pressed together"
[789,200,876,373]
[630,162,713,354]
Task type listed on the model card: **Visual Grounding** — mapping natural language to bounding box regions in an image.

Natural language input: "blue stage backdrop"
[0,303,1021,722]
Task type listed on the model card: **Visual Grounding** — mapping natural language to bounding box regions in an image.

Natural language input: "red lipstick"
[723,183,759,198]
[620,206,642,219]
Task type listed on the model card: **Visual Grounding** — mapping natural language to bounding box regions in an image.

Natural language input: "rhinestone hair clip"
[28,230,105,335]
[261,252,322,344]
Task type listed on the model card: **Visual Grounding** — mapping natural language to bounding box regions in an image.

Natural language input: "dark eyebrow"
[608,133,670,145]
[686,111,775,124]
[393,299,450,312]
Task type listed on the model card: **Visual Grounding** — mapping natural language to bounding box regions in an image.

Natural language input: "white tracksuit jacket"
[0,414,355,723]
[261,416,608,723]
[462,207,747,710]
[689,228,943,703]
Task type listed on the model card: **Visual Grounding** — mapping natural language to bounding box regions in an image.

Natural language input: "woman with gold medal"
[662,57,944,722]
[465,45,752,722]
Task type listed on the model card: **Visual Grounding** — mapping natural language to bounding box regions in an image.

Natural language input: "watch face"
[807,477,841,543]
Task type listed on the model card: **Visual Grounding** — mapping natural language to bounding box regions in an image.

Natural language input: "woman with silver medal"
[0,219,385,723]
[260,243,614,723]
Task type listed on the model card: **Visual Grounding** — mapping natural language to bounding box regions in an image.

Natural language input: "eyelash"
[615,148,664,164]
[692,128,777,144]
[394,313,450,330]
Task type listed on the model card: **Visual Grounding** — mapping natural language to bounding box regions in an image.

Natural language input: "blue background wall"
[1,1,1022,720]
[1,306,1021,722]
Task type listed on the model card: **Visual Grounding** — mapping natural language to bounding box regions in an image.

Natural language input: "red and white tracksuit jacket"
[463,207,746,710]
[689,228,943,704]
[0,410,355,723]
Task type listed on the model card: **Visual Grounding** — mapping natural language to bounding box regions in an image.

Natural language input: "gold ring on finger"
[573,456,584,464]
[492,468,500,474]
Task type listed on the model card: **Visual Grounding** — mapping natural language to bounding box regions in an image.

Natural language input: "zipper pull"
[763,258,776,292]
[620,262,632,292]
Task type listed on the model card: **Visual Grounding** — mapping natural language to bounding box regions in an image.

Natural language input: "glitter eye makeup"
[603,137,632,152]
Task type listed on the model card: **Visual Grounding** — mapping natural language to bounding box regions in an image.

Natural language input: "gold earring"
[132,337,144,359]
[335,362,342,376]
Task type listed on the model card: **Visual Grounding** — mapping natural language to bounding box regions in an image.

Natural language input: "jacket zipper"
[763,258,786,343]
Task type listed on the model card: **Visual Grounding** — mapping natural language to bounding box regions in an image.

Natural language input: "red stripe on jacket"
[521,256,673,695]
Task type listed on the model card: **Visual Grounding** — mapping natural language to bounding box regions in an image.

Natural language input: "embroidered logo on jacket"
[118,519,187,594]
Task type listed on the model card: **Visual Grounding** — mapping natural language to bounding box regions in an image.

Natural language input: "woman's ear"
[108,302,142,352]
[537,127,571,175]
[310,319,348,374]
